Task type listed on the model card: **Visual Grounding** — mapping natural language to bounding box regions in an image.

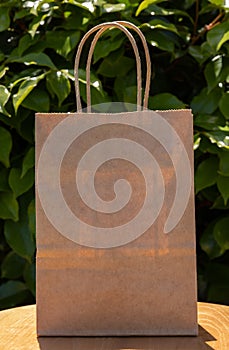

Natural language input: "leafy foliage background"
[0,0,229,309]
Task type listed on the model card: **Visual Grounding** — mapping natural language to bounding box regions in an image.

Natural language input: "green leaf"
[0,65,9,79]
[23,262,35,296]
[60,6,88,30]
[199,3,221,14]
[138,4,193,23]
[123,86,137,105]
[145,29,175,52]
[14,8,29,20]
[195,157,219,193]
[142,19,179,34]
[13,74,46,113]
[18,112,37,143]
[194,114,225,130]
[218,150,229,176]
[198,135,219,154]
[102,3,126,12]
[200,222,225,259]
[4,191,36,261]
[22,88,50,112]
[188,41,215,64]
[217,31,229,51]
[0,126,12,168]
[76,67,111,106]
[148,93,186,110]
[0,85,10,116]
[207,21,229,52]
[0,281,28,310]
[17,34,39,56]
[191,87,222,114]
[194,134,201,150]
[214,217,229,250]
[204,56,227,93]
[219,93,229,119]
[136,0,165,16]
[64,0,95,13]
[19,40,45,57]
[29,13,49,38]
[28,199,35,238]
[201,41,215,61]
[46,71,71,106]
[93,32,125,63]
[10,53,56,68]
[212,195,229,209]
[4,217,35,262]
[0,7,10,32]
[188,46,206,64]
[9,168,34,198]
[0,192,19,221]
[77,68,103,92]
[80,82,111,107]
[217,175,229,205]
[9,68,40,88]
[205,130,229,148]
[97,53,135,78]
[45,31,80,58]
[1,252,26,279]
[114,70,137,102]
[208,0,224,5]
[0,168,10,191]
[21,147,35,178]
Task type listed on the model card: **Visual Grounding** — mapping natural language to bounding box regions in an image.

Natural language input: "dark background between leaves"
[0,0,229,309]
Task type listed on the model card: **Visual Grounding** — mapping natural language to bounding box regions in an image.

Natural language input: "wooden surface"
[0,303,228,350]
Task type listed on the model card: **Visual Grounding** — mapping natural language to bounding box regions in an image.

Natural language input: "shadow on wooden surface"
[38,332,213,350]
[199,325,216,344]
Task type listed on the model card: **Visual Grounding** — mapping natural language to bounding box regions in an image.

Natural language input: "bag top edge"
[35,109,192,117]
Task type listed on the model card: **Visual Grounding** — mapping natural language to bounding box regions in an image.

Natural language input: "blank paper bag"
[36,21,197,336]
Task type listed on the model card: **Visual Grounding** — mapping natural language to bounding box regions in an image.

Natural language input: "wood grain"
[0,303,228,350]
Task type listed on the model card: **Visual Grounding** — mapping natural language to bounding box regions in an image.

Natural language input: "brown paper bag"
[36,21,197,336]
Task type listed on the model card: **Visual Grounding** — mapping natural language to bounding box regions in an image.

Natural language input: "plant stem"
[193,0,199,35]
[191,11,224,45]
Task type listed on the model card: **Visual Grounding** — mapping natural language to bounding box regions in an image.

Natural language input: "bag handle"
[86,21,151,112]
[74,22,141,112]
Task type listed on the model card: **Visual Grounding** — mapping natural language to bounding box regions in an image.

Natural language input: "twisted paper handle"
[74,21,151,112]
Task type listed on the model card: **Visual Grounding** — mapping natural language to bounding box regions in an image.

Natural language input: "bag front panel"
[36,110,197,335]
